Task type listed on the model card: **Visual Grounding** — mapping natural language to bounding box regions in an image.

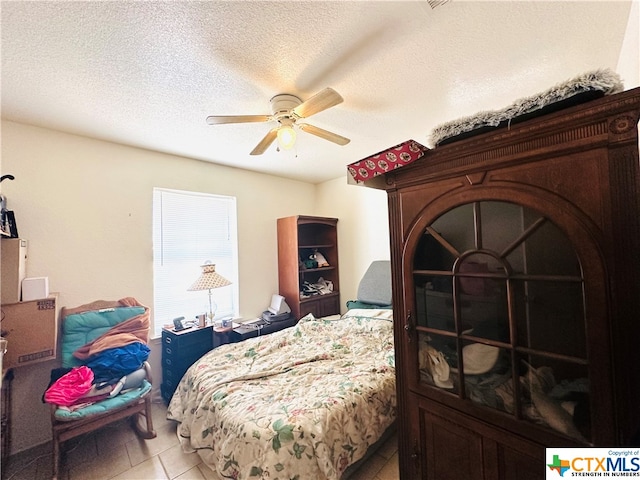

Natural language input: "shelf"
[299,291,339,303]
[299,266,335,273]
[278,215,340,319]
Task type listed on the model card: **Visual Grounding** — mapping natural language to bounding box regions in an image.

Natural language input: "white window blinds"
[152,188,239,338]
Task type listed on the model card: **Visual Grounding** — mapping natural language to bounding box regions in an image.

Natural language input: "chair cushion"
[357,260,392,306]
[61,306,146,368]
[52,379,151,421]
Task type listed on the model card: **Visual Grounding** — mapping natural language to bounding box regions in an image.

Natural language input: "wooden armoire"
[363,87,640,479]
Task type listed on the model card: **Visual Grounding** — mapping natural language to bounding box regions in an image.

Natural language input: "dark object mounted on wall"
[0,174,18,238]
[4,211,18,238]
[1,197,18,238]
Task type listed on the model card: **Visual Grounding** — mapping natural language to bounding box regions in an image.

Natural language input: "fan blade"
[206,115,271,125]
[298,123,350,146]
[250,128,278,155]
[292,88,344,119]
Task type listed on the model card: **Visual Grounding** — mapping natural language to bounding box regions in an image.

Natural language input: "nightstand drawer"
[162,356,195,373]
[162,326,213,348]
[163,341,211,363]
[161,384,174,404]
[161,325,214,404]
[161,368,186,388]
[161,370,178,390]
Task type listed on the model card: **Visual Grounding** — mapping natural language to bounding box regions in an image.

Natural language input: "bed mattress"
[167,309,396,480]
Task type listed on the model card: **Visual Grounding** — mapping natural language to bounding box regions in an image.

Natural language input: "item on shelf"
[1,238,28,304]
[310,249,329,267]
[347,139,428,184]
[300,278,333,298]
[450,342,500,375]
[419,344,453,389]
[0,175,17,238]
[21,276,50,302]
[428,68,623,146]
[303,259,318,269]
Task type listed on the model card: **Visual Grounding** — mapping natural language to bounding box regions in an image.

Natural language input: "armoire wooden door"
[364,87,640,479]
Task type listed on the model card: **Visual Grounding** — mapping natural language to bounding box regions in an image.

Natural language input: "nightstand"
[161,325,213,404]
[231,315,298,342]
[213,326,234,347]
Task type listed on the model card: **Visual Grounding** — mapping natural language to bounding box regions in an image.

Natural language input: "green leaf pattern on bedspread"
[167,311,396,480]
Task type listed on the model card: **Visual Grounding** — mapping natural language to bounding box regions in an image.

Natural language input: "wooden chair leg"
[130,398,156,439]
[52,431,60,480]
[144,397,156,437]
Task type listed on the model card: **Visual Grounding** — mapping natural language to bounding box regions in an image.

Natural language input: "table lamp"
[187,261,232,325]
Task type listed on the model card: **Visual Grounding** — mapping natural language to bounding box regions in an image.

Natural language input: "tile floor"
[2,399,399,480]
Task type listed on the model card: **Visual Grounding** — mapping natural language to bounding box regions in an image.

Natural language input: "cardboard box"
[1,238,28,304]
[347,139,428,185]
[0,294,58,369]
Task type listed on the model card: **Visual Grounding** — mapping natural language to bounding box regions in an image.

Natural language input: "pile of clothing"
[43,298,150,412]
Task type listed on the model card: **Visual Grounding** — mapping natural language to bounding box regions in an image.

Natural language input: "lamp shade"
[187,262,232,291]
[277,123,296,150]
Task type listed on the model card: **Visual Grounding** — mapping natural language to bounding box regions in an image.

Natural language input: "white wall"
[617,0,640,89]
[0,120,390,454]
[315,177,390,308]
[1,121,317,317]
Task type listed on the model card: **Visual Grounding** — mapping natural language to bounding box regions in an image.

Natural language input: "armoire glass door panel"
[461,341,512,413]
[413,200,589,436]
[512,280,587,358]
[414,232,456,271]
[418,331,458,392]
[431,203,475,254]
[457,289,509,345]
[455,255,509,342]
[519,213,582,277]
[415,274,455,331]
[518,354,590,443]
[479,201,531,257]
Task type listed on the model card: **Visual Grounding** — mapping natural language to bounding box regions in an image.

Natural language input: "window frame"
[152,187,239,338]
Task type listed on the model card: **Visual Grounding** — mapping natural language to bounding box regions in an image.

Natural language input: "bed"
[167,261,395,480]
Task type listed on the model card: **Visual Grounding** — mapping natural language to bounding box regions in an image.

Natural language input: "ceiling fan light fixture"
[206,88,349,155]
[277,124,296,150]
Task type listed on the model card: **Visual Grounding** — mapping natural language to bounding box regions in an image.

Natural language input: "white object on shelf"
[21,276,49,301]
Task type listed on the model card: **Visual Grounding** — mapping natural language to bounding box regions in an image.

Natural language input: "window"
[152,188,239,338]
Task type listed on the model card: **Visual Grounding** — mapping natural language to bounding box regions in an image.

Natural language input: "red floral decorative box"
[347,140,428,184]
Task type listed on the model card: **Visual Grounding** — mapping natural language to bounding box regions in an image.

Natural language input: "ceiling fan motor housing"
[270,94,302,120]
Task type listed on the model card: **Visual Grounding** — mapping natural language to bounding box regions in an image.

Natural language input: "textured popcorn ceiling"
[1,1,636,184]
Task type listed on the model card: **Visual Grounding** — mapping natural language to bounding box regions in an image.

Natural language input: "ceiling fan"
[206,87,350,155]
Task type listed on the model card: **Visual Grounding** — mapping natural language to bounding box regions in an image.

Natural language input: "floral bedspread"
[167,309,396,480]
